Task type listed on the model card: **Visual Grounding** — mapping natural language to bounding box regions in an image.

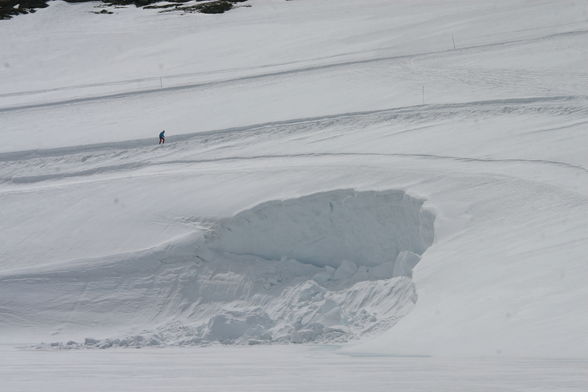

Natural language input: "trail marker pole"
[452,34,456,49]
[422,85,425,105]
[159,63,164,89]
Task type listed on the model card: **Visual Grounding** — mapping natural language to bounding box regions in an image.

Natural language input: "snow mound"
[4,189,434,348]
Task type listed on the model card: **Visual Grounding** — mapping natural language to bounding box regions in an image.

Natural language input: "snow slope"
[1,0,588,359]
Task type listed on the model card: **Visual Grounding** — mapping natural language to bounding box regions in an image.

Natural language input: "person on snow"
[159,130,165,144]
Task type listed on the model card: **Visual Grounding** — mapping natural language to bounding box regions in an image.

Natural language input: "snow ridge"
[1,189,434,348]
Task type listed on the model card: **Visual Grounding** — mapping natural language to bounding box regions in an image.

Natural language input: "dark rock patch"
[161,0,248,15]
[1,0,249,20]
[0,0,49,20]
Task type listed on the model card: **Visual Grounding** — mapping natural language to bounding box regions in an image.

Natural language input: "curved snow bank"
[0,189,434,347]
[208,190,434,270]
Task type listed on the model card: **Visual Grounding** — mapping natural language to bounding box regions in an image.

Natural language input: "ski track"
[1,94,586,162]
[2,28,588,113]
[3,152,588,186]
[1,95,587,188]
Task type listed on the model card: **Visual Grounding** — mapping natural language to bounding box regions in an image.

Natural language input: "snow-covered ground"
[2,344,587,392]
[1,0,588,389]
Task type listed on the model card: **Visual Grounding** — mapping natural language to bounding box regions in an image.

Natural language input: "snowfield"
[1,0,588,389]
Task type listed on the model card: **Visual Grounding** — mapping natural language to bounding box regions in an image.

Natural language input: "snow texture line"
[4,151,588,185]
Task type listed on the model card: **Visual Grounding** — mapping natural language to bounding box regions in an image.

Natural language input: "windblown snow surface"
[1,0,588,390]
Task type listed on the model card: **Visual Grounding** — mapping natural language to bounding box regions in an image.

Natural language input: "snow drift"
[208,189,433,272]
[0,189,434,347]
